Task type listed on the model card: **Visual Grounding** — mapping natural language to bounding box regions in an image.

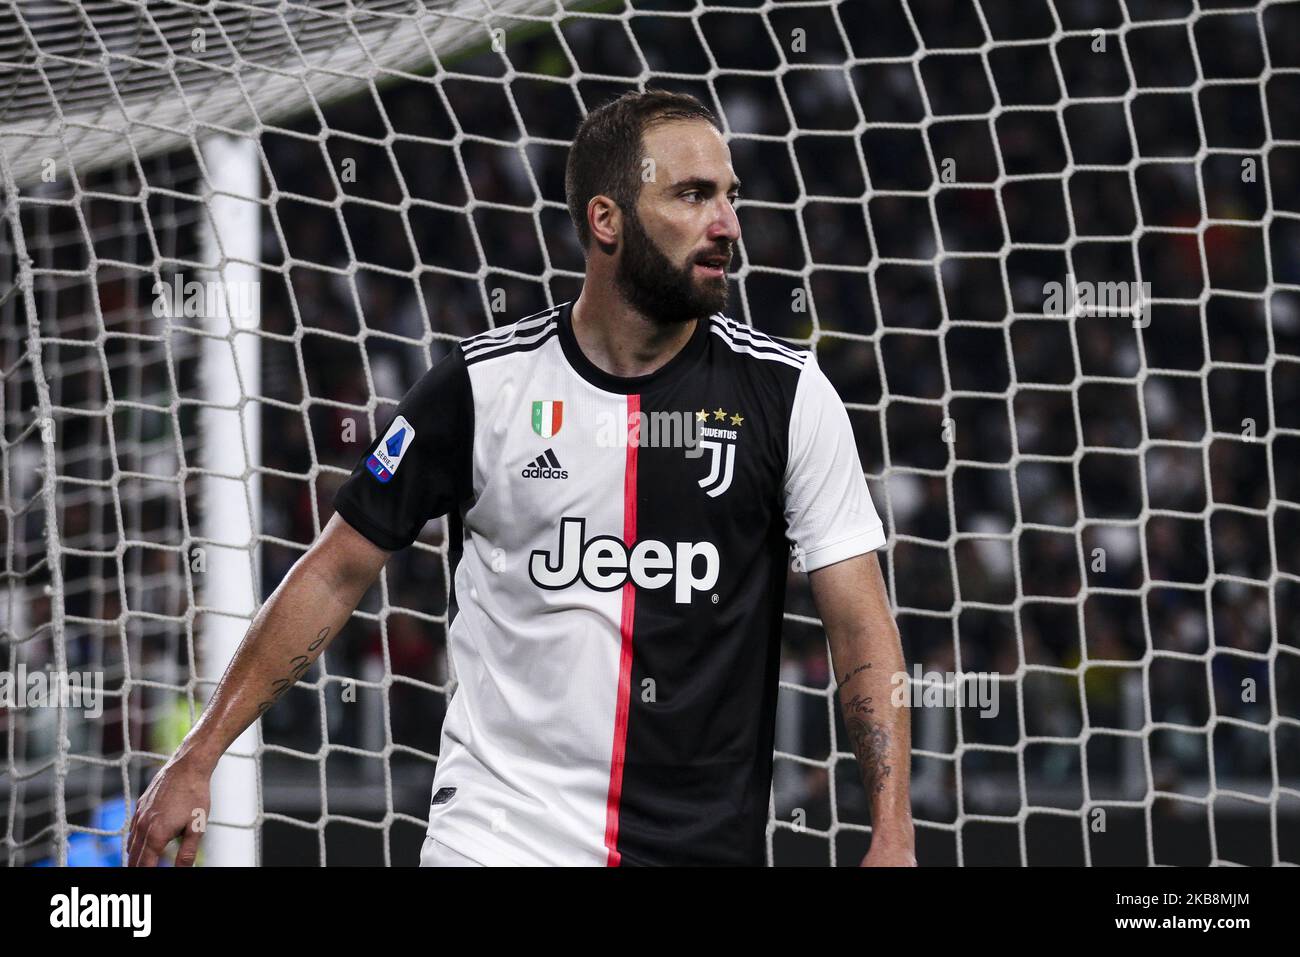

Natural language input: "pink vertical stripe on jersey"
[604,393,639,866]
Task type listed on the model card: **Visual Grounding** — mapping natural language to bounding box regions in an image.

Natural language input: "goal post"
[1,0,1294,868]
[196,132,261,867]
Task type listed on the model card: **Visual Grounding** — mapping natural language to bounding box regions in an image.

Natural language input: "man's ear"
[589,194,622,254]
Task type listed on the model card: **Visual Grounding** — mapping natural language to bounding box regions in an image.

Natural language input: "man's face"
[613,119,742,326]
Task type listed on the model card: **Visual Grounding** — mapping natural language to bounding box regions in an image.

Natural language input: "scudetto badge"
[531,399,563,438]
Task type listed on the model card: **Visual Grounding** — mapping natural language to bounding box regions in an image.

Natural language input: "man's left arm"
[780,352,915,865]
[809,550,916,867]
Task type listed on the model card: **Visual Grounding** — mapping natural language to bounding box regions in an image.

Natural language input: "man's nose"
[709,196,741,244]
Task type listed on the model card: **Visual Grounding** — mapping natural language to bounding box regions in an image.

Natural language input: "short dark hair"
[565,88,721,253]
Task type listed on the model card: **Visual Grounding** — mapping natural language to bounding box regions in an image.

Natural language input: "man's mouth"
[695,254,729,277]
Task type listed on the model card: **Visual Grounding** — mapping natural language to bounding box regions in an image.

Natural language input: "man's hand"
[127,754,213,867]
[123,514,388,867]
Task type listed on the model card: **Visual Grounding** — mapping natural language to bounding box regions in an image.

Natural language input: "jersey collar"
[557,299,710,395]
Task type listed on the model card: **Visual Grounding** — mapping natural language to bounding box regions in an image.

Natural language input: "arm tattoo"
[837,662,871,689]
[846,714,892,797]
[840,669,892,797]
[255,626,330,717]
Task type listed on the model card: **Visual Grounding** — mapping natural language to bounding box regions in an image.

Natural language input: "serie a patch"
[366,415,414,483]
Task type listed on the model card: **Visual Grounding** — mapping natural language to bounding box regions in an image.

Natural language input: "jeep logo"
[529,517,719,604]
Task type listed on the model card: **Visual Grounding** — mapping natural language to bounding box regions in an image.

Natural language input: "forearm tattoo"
[842,673,893,797]
[255,626,330,717]
[837,662,871,689]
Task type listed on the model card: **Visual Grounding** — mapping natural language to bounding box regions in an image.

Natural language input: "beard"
[614,207,730,326]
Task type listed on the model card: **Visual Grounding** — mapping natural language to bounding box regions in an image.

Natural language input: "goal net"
[2,0,1296,867]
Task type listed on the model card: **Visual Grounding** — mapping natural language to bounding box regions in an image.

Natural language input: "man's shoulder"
[705,312,811,371]
[459,302,565,367]
[704,313,811,406]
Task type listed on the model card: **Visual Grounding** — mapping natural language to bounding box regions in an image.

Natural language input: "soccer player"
[128,89,915,867]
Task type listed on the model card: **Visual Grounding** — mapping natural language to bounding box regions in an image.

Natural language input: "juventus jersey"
[333,299,885,866]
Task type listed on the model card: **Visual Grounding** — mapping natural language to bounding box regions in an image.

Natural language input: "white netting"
[2,0,1297,866]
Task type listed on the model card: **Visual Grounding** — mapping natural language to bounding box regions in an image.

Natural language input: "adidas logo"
[521,448,569,480]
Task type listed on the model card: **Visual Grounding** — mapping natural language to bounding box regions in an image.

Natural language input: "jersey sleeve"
[332,345,474,551]
[782,353,886,573]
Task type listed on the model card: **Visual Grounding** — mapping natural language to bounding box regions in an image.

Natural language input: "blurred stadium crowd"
[3,0,1297,864]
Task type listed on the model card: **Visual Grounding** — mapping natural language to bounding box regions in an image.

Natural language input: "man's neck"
[570,287,697,380]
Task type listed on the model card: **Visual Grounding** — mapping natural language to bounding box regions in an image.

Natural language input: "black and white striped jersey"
[333,299,885,866]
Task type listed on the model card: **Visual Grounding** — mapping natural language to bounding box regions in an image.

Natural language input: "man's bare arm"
[127,513,391,866]
[808,550,916,866]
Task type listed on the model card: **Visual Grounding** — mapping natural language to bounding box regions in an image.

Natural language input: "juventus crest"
[696,439,736,498]
[692,406,744,498]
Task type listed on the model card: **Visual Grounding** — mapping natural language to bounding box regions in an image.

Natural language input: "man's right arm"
[130,344,474,866]
[126,513,390,867]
